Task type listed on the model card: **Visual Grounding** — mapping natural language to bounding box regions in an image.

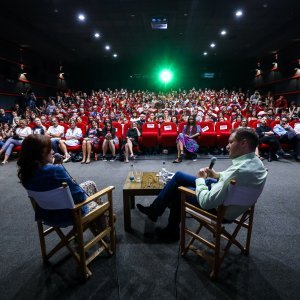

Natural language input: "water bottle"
[161,161,166,176]
[161,161,167,184]
[129,164,135,182]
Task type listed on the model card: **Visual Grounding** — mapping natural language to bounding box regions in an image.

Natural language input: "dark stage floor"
[0,155,299,299]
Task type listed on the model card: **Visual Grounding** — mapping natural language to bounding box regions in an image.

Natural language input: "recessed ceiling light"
[221,30,227,35]
[105,45,110,50]
[78,14,86,21]
[94,33,100,38]
[235,10,243,17]
[203,52,208,56]
[184,13,188,17]
[210,43,216,48]
[54,9,59,13]
[131,14,135,17]
[113,54,118,58]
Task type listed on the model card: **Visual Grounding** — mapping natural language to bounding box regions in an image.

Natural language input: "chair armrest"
[178,186,219,222]
[178,186,196,196]
[73,186,115,210]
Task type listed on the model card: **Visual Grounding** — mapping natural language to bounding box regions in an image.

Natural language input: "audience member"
[81,120,102,164]
[273,117,300,160]
[102,121,117,161]
[0,119,32,164]
[58,119,83,163]
[256,117,287,162]
[123,122,140,163]
[46,117,65,153]
[173,115,201,163]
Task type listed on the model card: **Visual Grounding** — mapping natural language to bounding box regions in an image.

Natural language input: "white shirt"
[47,125,64,137]
[294,123,300,134]
[16,127,32,138]
[64,127,82,146]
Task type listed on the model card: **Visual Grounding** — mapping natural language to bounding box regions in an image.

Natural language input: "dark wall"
[68,56,252,92]
[0,40,68,109]
[253,41,300,104]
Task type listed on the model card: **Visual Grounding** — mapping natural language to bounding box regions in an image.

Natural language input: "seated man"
[273,117,300,161]
[137,127,268,242]
[46,117,65,153]
[256,117,288,162]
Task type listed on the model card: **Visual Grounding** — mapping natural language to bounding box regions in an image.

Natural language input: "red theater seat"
[178,122,187,134]
[76,123,87,136]
[198,122,217,149]
[215,121,232,148]
[160,122,178,148]
[141,122,159,148]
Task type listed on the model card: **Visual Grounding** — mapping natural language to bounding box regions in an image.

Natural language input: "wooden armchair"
[27,183,115,280]
[179,186,255,279]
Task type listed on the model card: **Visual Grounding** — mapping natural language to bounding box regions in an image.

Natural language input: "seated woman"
[17,134,103,227]
[0,123,13,149]
[173,116,201,163]
[0,119,32,164]
[81,120,102,164]
[102,121,118,161]
[123,122,141,163]
[58,119,83,163]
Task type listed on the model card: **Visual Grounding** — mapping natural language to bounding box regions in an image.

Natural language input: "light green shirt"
[195,153,267,220]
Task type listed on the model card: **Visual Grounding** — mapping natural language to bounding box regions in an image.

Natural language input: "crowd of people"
[0,88,300,164]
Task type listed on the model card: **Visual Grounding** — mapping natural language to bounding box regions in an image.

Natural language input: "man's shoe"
[155,227,180,243]
[136,204,158,222]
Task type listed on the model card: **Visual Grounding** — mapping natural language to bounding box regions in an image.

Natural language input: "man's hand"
[197,168,207,179]
[203,167,220,180]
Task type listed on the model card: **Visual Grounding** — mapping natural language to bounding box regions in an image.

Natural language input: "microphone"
[208,157,217,170]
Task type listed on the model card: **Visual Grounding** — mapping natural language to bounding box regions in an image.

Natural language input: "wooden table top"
[123,172,164,191]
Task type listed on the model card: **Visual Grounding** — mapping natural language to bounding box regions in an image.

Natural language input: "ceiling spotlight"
[203,52,208,56]
[210,43,216,48]
[105,45,110,50]
[94,33,100,38]
[113,53,118,58]
[235,10,243,17]
[221,30,227,35]
[78,14,86,21]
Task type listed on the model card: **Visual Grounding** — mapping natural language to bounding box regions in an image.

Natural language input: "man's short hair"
[232,127,259,151]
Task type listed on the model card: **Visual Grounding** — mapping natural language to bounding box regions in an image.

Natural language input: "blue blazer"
[24,164,87,227]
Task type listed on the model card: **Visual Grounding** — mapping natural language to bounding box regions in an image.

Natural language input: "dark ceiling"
[0,0,299,66]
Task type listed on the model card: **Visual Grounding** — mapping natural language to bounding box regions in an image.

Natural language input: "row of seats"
[15,119,300,155]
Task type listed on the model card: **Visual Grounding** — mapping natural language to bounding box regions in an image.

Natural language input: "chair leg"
[37,222,48,263]
[108,191,116,254]
[245,209,254,255]
[74,213,90,279]
[211,226,222,279]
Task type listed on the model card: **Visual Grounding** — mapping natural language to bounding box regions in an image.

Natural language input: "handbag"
[70,152,83,162]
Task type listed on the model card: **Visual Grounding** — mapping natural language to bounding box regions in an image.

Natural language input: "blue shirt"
[24,164,87,227]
